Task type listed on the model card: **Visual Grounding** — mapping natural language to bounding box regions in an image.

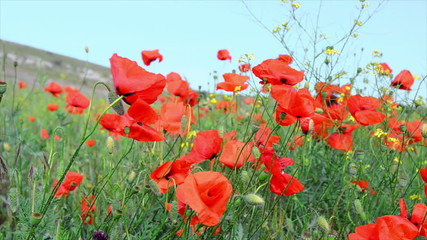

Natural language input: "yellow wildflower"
[410,194,422,201]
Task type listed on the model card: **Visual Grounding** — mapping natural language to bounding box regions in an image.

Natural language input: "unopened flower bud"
[421,123,427,138]
[243,193,265,206]
[127,171,137,183]
[252,147,261,159]
[399,124,407,133]
[106,136,114,154]
[398,176,408,188]
[148,179,162,196]
[241,170,250,183]
[84,46,89,53]
[324,57,330,65]
[354,199,364,214]
[108,92,124,115]
[317,216,330,232]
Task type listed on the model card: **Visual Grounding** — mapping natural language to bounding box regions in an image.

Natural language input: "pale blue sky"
[1,0,426,100]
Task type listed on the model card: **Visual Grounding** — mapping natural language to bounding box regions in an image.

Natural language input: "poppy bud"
[422,124,427,138]
[13,61,18,67]
[252,147,261,159]
[314,108,324,114]
[243,193,264,206]
[304,81,310,89]
[357,67,363,74]
[258,171,269,181]
[168,201,179,225]
[84,46,89,53]
[324,57,330,65]
[317,216,330,232]
[241,170,250,183]
[108,92,125,115]
[30,212,43,226]
[354,199,364,214]
[127,171,137,183]
[106,136,114,154]
[3,142,11,152]
[148,179,162,196]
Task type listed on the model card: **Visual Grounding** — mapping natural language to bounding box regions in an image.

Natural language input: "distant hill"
[0,39,111,95]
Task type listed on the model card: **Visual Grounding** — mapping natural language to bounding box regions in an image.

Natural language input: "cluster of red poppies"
[349,170,427,239]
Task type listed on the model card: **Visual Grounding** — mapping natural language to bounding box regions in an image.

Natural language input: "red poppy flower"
[40,129,49,140]
[217,49,232,62]
[159,101,192,136]
[347,95,385,126]
[348,215,418,240]
[277,54,293,64]
[44,82,63,97]
[141,49,163,66]
[166,73,190,101]
[18,81,27,89]
[65,91,90,114]
[288,135,305,150]
[270,172,304,196]
[254,124,280,148]
[391,70,414,91]
[150,159,192,193]
[187,90,200,107]
[243,98,255,105]
[28,116,36,122]
[110,54,166,105]
[176,171,233,226]
[185,130,223,164]
[53,171,84,198]
[100,99,164,142]
[272,86,315,126]
[85,139,96,147]
[64,85,78,93]
[81,195,96,224]
[377,63,392,75]
[47,103,59,112]
[259,147,294,175]
[252,59,304,86]
[421,167,427,183]
[238,63,251,72]
[216,73,249,93]
[215,100,236,114]
[218,140,255,169]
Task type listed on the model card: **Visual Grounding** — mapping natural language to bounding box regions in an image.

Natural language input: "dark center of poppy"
[280,78,288,84]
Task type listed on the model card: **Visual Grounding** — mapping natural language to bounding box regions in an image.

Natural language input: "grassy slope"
[0,39,111,95]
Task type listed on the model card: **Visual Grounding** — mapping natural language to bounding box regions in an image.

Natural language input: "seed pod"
[30,212,43,226]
